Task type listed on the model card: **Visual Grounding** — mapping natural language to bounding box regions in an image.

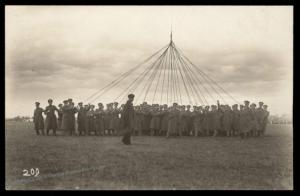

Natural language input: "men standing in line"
[231,104,240,136]
[256,102,265,136]
[167,103,180,138]
[57,104,63,130]
[44,99,59,136]
[239,100,253,138]
[185,105,193,136]
[250,103,259,137]
[120,94,135,145]
[192,106,203,137]
[211,102,222,137]
[222,105,233,137]
[202,106,210,136]
[160,104,169,136]
[62,100,71,135]
[110,102,120,136]
[69,101,77,136]
[33,102,44,135]
[104,103,112,135]
[77,102,86,136]
[262,105,270,135]
[95,103,105,136]
[179,105,187,136]
[86,105,95,135]
[150,104,161,136]
[133,106,141,136]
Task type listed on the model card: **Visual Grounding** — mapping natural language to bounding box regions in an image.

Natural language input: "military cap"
[250,103,256,106]
[58,103,63,106]
[244,100,250,104]
[48,99,53,102]
[114,102,118,104]
[35,102,40,105]
[98,103,103,105]
[259,102,264,105]
[78,102,83,105]
[68,98,72,101]
[128,94,135,98]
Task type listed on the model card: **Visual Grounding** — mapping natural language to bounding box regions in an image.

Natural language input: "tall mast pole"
[170,24,173,44]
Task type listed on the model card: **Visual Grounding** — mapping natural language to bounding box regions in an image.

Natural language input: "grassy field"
[5,121,293,190]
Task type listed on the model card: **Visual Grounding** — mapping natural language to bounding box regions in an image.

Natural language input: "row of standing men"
[33,99,269,138]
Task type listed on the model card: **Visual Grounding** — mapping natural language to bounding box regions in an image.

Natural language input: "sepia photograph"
[5,5,293,190]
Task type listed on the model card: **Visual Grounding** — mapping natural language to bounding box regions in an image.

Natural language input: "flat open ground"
[5,121,293,190]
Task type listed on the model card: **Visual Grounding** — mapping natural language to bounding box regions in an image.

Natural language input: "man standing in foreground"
[33,102,44,135]
[44,99,59,136]
[120,94,135,145]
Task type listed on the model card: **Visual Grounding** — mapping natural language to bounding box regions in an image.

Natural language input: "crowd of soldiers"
[33,97,269,139]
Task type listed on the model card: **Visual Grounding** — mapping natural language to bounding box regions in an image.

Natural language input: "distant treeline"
[269,115,292,124]
[6,116,32,122]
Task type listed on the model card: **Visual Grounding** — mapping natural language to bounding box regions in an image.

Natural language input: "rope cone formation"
[85,36,239,106]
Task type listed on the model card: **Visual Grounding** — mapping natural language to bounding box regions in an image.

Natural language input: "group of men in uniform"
[33,95,269,141]
[132,100,269,138]
[33,98,122,136]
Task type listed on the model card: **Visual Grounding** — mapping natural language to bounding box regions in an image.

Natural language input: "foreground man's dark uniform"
[33,102,44,135]
[44,99,59,136]
[120,94,135,145]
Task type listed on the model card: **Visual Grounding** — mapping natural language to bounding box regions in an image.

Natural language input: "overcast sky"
[5,6,293,118]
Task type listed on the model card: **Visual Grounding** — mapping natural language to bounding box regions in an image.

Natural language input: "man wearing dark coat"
[77,102,86,136]
[69,101,77,136]
[239,100,254,138]
[86,105,96,135]
[255,102,265,136]
[62,100,72,135]
[262,105,270,135]
[120,94,135,145]
[33,102,44,135]
[57,104,63,130]
[44,99,59,136]
[231,104,240,136]
[95,103,105,136]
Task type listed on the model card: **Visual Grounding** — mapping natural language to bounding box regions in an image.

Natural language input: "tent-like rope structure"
[84,32,240,106]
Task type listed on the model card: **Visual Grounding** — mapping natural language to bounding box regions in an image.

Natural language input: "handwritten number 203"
[23,168,39,177]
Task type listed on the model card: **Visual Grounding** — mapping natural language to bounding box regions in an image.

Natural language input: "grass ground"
[5,121,293,190]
